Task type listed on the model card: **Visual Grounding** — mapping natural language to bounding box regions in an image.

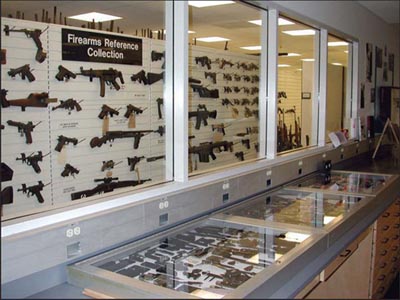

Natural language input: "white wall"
[253,0,400,132]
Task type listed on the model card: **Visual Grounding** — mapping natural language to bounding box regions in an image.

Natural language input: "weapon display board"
[1,17,166,218]
[214,189,365,229]
[284,170,393,196]
[68,218,316,299]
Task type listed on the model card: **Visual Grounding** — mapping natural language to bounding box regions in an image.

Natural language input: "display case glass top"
[219,189,363,228]
[70,219,312,298]
[285,171,391,195]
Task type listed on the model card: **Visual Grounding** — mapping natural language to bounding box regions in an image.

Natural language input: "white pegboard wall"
[1,18,167,218]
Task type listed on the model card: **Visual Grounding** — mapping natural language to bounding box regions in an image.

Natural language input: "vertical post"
[349,41,359,139]
[266,9,278,159]
[173,1,188,182]
[258,10,268,158]
[318,29,328,146]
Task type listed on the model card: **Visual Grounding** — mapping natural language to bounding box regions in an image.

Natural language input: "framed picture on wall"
[376,46,383,68]
[366,43,373,82]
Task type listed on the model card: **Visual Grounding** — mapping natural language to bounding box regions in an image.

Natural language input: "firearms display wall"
[1,18,166,218]
[188,46,261,173]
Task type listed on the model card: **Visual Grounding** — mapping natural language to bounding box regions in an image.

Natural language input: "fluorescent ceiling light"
[152,30,195,34]
[188,1,234,8]
[248,18,294,26]
[68,12,121,23]
[240,45,261,51]
[279,18,295,26]
[328,41,348,47]
[282,29,316,36]
[188,30,196,34]
[196,36,230,42]
[301,58,315,62]
[278,64,290,67]
[331,62,343,66]
[287,53,301,57]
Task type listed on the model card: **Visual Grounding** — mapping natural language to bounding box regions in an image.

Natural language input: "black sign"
[62,28,142,65]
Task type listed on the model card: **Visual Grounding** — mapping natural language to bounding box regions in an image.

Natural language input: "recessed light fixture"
[328,41,348,47]
[331,62,343,66]
[68,12,122,23]
[188,1,234,8]
[301,58,315,62]
[196,36,230,42]
[282,29,316,36]
[248,18,295,26]
[278,64,290,67]
[240,45,261,51]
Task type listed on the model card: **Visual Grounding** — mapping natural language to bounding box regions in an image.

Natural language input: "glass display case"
[213,189,365,229]
[285,170,393,196]
[68,218,320,299]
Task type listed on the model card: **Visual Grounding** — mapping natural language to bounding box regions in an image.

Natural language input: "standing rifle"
[76,67,124,97]
[1,89,57,111]
[3,25,47,63]
[8,64,35,82]
[52,98,82,113]
[18,181,50,203]
[195,56,211,69]
[127,156,145,171]
[7,120,41,144]
[156,98,164,119]
[70,177,151,200]
[125,104,146,118]
[188,105,217,130]
[90,126,165,149]
[16,151,49,173]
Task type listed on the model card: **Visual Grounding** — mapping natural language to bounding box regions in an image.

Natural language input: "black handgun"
[8,64,35,82]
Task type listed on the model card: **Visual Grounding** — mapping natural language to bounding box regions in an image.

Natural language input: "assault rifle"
[234,74,241,81]
[251,75,260,83]
[71,177,151,200]
[7,120,41,144]
[217,58,234,69]
[127,156,145,171]
[8,64,35,82]
[55,65,76,81]
[223,74,232,81]
[1,89,57,111]
[52,98,82,113]
[205,72,217,84]
[101,160,122,171]
[242,75,251,82]
[233,99,241,105]
[241,98,251,106]
[195,56,211,69]
[224,86,233,93]
[188,105,217,130]
[251,87,259,95]
[3,25,47,63]
[77,67,124,97]
[90,126,165,149]
[18,181,49,203]
[16,151,49,173]
[156,98,164,119]
[190,84,219,98]
[61,163,79,178]
[98,104,120,119]
[189,141,233,163]
[55,135,84,152]
[125,104,145,118]
[251,97,258,105]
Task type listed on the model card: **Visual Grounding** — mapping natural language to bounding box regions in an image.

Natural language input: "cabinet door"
[306,228,373,299]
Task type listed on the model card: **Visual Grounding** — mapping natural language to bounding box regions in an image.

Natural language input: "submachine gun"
[71,177,151,200]
[77,67,124,97]
[3,25,47,63]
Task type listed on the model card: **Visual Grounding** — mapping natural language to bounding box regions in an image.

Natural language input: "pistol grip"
[100,78,106,97]
[25,131,33,144]
[31,162,41,173]
[36,192,45,203]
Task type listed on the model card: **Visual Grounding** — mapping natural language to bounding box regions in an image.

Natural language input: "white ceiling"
[357,1,400,24]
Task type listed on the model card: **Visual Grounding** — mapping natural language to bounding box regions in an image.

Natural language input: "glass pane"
[326,35,350,141]
[83,219,310,298]
[188,2,263,174]
[0,1,168,219]
[277,17,319,153]
[221,189,363,228]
